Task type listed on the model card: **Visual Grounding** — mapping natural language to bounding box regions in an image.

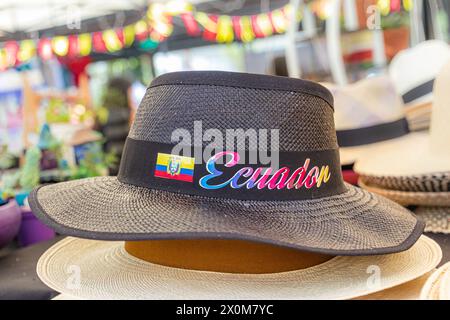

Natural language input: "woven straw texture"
[359,172,450,192]
[130,84,337,151]
[356,272,433,300]
[358,178,450,207]
[420,262,450,300]
[32,178,421,255]
[414,207,450,234]
[37,236,441,300]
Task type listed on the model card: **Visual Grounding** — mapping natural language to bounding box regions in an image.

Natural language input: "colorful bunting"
[78,33,92,56]
[52,36,69,56]
[181,13,200,36]
[0,1,413,70]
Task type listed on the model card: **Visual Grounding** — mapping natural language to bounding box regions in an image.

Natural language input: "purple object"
[40,149,58,170]
[0,200,22,248]
[18,209,55,247]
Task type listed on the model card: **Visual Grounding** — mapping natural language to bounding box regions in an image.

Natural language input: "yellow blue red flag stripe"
[154,153,195,182]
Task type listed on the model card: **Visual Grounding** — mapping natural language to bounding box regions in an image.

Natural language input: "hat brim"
[36,236,441,300]
[339,133,417,166]
[29,177,424,256]
[420,262,450,300]
[358,173,450,193]
[356,272,434,300]
[358,179,450,207]
[354,132,450,177]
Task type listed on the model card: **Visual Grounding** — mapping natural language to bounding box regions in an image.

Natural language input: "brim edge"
[35,235,441,300]
[28,183,425,256]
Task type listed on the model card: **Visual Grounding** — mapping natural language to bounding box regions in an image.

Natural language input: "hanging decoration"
[377,0,412,16]
[52,36,70,56]
[0,0,413,71]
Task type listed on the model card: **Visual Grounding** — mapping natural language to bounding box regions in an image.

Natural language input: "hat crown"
[325,75,404,131]
[389,40,450,105]
[129,71,337,152]
[430,60,450,154]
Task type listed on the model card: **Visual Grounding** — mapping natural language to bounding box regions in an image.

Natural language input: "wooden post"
[21,74,40,149]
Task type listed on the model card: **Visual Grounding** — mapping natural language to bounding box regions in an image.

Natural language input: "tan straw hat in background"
[414,207,450,234]
[389,40,450,131]
[323,75,410,166]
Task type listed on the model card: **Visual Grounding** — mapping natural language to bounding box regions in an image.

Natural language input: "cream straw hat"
[355,61,450,205]
[420,262,450,300]
[389,40,450,131]
[50,272,436,301]
[357,272,434,300]
[37,236,441,300]
[323,75,411,166]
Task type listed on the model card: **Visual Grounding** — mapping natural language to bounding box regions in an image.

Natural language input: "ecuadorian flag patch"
[154,153,195,182]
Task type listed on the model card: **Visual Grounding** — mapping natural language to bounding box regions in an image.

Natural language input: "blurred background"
[0,0,449,259]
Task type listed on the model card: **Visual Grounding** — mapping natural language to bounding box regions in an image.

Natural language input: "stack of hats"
[323,75,410,185]
[389,40,450,131]
[355,61,450,235]
[30,71,441,300]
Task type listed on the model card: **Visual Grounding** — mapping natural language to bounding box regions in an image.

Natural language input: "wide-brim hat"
[323,76,411,166]
[37,236,441,300]
[420,262,450,300]
[49,273,436,301]
[355,61,450,200]
[29,71,424,256]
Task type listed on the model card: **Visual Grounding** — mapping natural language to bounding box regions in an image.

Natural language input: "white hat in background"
[324,75,411,166]
[355,60,450,205]
[389,40,450,131]
[36,236,441,300]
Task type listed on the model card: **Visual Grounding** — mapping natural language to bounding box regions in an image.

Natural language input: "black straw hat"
[29,71,424,255]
